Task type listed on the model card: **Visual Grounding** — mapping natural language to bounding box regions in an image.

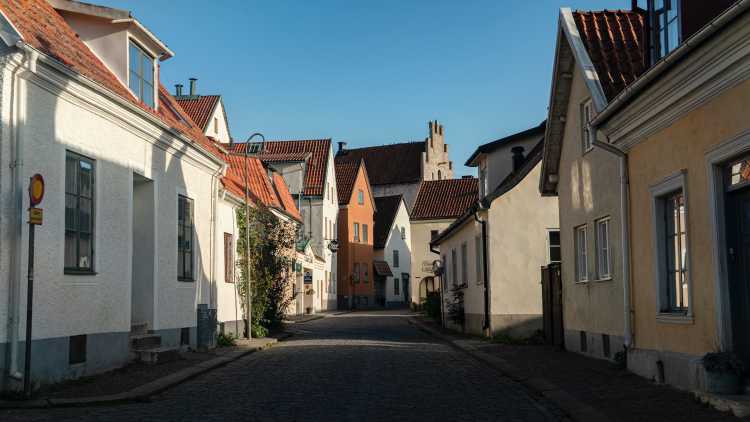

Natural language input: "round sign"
[29,174,45,206]
[328,240,339,253]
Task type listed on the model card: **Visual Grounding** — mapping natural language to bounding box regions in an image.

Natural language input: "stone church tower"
[422,120,454,181]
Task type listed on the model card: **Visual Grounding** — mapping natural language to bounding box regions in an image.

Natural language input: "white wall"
[384,200,411,304]
[205,101,231,143]
[215,196,241,326]
[410,219,452,305]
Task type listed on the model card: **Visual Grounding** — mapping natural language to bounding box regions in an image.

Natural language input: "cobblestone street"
[1,310,561,421]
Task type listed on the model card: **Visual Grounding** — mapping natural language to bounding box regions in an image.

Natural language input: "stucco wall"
[382,200,412,305]
[215,197,241,325]
[557,66,625,340]
[482,135,541,196]
[410,219,451,305]
[486,163,558,335]
[625,78,750,357]
[205,101,231,144]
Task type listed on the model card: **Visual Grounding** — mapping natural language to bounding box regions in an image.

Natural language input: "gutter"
[591,136,632,350]
[591,0,750,128]
[7,42,38,382]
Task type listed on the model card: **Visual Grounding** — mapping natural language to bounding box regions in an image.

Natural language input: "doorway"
[727,183,750,364]
[131,174,156,329]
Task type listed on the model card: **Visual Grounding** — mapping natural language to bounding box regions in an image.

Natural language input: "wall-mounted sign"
[29,174,45,206]
[28,208,43,225]
[328,240,339,253]
[304,271,313,284]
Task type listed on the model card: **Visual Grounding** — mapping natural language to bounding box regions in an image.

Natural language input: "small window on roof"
[129,41,155,108]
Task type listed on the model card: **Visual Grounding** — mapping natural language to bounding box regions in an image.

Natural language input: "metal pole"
[243,133,264,339]
[23,221,34,398]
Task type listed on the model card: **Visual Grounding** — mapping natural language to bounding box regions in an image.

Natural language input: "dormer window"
[649,0,680,61]
[129,40,155,108]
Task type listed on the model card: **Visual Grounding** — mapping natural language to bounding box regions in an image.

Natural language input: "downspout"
[591,135,632,350]
[474,209,490,337]
[208,165,223,309]
[7,43,38,381]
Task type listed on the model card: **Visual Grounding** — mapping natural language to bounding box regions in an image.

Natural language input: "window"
[431,230,439,240]
[438,170,442,180]
[128,41,155,108]
[401,227,406,240]
[451,249,458,286]
[354,223,360,242]
[548,230,561,263]
[69,335,87,364]
[357,190,364,205]
[581,100,593,152]
[461,242,468,285]
[353,263,360,283]
[475,236,483,285]
[214,117,219,134]
[595,219,611,279]
[442,254,448,288]
[178,195,194,281]
[392,250,400,268]
[180,327,190,346]
[650,0,680,61]
[65,151,95,273]
[651,172,690,315]
[363,264,369,283]
[224,233,234,283]
[663,192,688,311]
[394,277,400,295]
[363,224,369,243]
[575,225,588,282]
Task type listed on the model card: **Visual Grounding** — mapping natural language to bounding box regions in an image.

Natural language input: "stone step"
[131,334,161,349]
[136,346,182,365]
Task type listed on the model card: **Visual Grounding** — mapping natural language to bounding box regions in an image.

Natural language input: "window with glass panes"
[650,0,680,60]
[353,222,360,242]
[548,230,561,263]
[664,191,688,311]
[393,250,399,268]
[178,195,194,281]
[461,242,468,284]
[596,219,611,279]
[65,152,95,272]
[129,41,155,108]
[363,224,368,243]
[575,225,588,282]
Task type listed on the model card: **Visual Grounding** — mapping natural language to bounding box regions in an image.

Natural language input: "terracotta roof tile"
[175,95,220,130]
[373,195,403,249]
[0,0,222,158]
[220,152,279,209]
[225,139,331,197]
[412,178,479,220]
[334,159,362,205]
[572,10,647,100]
[256,152,311,163]
[373,260,393,277]
[335,142,425,186]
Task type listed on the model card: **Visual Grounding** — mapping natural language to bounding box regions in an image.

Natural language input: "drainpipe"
[429,243,446,328]
[6,43,38,382]
[474,209,490,337]
[591,135,632,350]
[208,165,223,309]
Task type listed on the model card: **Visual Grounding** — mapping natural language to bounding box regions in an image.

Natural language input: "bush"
[703,352,744,375]
[251,323,269,339]
[216,332,236,347]
[424,292,441,321]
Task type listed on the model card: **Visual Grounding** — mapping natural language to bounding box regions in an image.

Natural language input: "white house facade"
[373,195,412,307]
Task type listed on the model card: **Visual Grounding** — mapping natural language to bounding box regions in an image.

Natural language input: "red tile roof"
[175,95,220,131]
[373,260,393,277]
[0,0,222,158]
[221,152,279,208]
[572,10,647,100]
[334,159,363,205]
[412,178,479,220]
[335,142,425,186]
[226,139,331,197]
[256,152,311,163]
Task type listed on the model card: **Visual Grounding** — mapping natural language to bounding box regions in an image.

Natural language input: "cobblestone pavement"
[1,310,561,421]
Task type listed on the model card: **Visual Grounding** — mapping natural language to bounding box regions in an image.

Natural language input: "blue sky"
[103,0,625,176]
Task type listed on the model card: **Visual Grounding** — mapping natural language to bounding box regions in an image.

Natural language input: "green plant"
[236,205,297,335]
[423,292,441,320]
[216,332,236,347]
[446,286,465,325]
[702,352,745,375]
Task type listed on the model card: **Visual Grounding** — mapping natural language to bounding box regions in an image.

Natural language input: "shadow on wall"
[2,61,217,389]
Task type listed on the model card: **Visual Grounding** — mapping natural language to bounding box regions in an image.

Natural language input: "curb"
[0,338,278,409]
[408,317,609,422]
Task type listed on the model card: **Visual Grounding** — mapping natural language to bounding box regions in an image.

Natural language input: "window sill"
[178,278,195,282]
[656,313,694,325]
[594,276,613,283]
[64,270,97,276]
[574,280,589,285]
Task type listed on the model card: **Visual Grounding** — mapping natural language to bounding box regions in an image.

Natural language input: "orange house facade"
[335,159,377,309]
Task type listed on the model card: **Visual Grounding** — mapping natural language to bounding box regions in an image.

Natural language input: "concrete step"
[130,322,149,336]
[135,346,182,365]
[130,334,161,349]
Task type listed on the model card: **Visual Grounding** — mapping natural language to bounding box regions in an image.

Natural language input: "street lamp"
[244,132,265,339]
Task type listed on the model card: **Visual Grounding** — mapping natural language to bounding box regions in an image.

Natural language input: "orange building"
[335,159,377,309]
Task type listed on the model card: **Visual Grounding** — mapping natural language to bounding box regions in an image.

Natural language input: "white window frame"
[575,225,588,282]
[595,218,612,280]
[353,222,360,242]
[650,170,693,322]
[128,39,156,109]
[581,99,593,153]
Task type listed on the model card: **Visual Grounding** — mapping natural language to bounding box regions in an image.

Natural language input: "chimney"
[189,78,197,96]
[174,84,183,96]
[338,141,347,154]
[512,146,525,172]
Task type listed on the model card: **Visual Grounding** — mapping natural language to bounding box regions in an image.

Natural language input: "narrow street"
[1,310,561,421]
